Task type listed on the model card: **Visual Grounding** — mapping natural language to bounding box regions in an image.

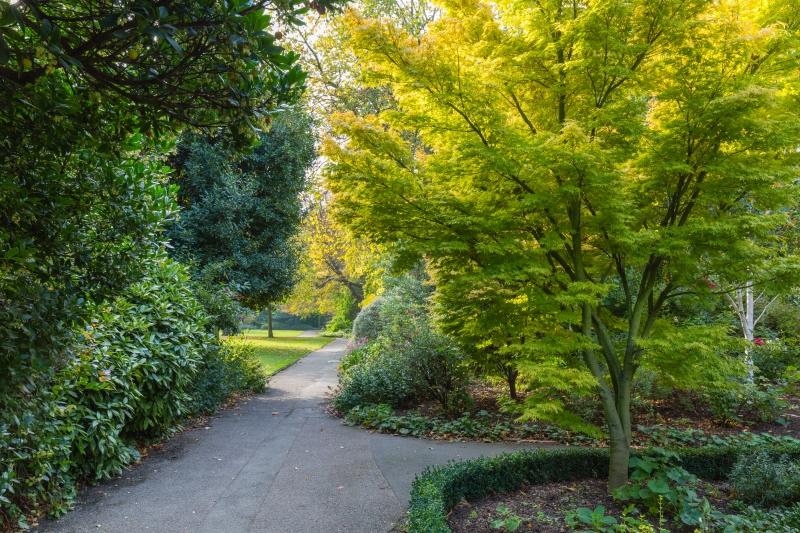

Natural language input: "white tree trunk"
[722,281,778,382]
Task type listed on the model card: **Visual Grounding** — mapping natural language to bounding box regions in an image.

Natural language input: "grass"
[237,329,334,375]
[240,329,307,338]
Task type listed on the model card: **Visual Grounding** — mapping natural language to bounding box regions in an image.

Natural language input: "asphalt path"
[36,338,553,533]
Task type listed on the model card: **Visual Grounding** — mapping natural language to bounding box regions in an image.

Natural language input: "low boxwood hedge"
[408,441,800,533]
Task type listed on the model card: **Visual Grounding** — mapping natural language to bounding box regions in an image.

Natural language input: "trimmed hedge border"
[408,443,800,533]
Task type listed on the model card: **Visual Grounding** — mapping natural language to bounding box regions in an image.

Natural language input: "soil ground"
[447,478,732,533]
[399,380,800,446]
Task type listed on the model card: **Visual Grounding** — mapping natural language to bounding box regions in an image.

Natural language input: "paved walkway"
[36,339,552,533]
[296,330,320,338]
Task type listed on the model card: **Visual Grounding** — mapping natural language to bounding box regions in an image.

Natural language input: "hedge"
[408,441,800,533]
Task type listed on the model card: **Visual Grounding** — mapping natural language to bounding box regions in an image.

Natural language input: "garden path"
[35,339,553,533]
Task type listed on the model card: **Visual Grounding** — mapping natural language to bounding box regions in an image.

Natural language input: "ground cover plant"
[240,330,335,374]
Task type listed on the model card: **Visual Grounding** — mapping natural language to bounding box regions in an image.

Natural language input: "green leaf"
[647,479,671,494]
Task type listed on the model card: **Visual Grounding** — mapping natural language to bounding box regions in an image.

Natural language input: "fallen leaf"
[338,486,344,489]
[272,412,279,415]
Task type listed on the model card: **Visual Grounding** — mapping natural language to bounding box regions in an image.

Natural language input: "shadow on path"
[35,339,555,533]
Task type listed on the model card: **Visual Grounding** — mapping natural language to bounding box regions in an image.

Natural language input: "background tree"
[167,109,316,335]
[1,0,345,385]
[323,0,800,490]
[285,197,386,328]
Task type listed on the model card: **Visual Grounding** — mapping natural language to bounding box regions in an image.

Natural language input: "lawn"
[238,329,334,375]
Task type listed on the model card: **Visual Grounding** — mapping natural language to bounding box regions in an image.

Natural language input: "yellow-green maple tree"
[323,0,800,489]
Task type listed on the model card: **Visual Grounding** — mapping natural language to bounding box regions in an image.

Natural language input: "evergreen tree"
[168,110,316,331]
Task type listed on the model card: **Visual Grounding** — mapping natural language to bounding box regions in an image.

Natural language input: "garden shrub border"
[407,442,800,533]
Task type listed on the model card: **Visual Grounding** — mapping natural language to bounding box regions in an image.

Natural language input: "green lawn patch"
[240,329,306,338]
[238,330,334,375]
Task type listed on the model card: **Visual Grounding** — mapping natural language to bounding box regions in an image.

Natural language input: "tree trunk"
[608,423,630,492]
[508,367,518,401]
[616,377,633,444]
[600,385,630,491]
[267,306,274,338]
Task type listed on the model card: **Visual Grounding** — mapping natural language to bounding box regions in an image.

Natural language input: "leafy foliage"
[336,271,469,413]
[92,258,209,438]
[0,258,265,527]
[407,440,800,533]
[490,506,522,531]
[167,110,316,315]
[0,0,344,145]
[351,297,386,341]
[1,139,178,392]
[186,337,268,414]
[333,347,422,411]
[613,448,710,527]
[729,453,800,509]
[323,0,800,489]
[1,0,344,388]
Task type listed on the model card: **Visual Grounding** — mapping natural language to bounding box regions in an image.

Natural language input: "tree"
[322,0,800,490]
[285,197,385,320]
[709,210,800,379]
[0,0,345,383]
[167,109,317,335]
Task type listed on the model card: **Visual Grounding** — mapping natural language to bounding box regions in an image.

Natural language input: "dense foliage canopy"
[324,0,800,488]
[167,110,316,314]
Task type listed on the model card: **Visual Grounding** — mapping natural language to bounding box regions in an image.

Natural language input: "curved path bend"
[36,338,552,533]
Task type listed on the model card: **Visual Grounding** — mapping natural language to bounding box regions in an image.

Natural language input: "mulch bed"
[447,478,732,533]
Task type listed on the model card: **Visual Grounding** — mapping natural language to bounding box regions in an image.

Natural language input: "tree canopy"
[168,109,316,315]
[1,0,345,385]
[323,0,800,489]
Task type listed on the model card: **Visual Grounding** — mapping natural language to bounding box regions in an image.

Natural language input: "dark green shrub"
[187,338,268,414]
[406,440,800,533]
[401,330,470,414]
[92,259,210,438]
[332,354,422,412]
[729,453,800,508]
[1,377,78,529]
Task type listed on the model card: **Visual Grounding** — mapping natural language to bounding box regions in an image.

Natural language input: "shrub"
[704,380,788,426]
[351,297,385,341]
[614,448,707,526]
[751,340,797,380]
[332,353,422,412]
[0,258,222,528]
[186,337,268,414]
[401,329,470,414]
[1,376,79,528]
[406,440,800,533]
[729,453,800,508]
[326,288,358,334]
[350,272,432,342]
[92,259,210,438]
